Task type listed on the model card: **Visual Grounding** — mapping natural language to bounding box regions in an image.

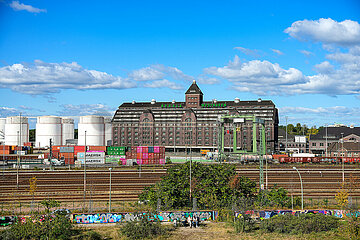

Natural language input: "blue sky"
[1,0,360,128]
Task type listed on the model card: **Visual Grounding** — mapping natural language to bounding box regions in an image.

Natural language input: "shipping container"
[60,146,74,153]
[89,146,106,152]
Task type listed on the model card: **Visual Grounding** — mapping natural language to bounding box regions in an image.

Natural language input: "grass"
[78,221,347,240]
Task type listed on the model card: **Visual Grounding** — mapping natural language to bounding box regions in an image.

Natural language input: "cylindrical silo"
[36,116,62,147]
[104,117,113,146]
[0,118,5,143]
[78,116,105,146]
[5,116,29,146]
[61,118,74,145]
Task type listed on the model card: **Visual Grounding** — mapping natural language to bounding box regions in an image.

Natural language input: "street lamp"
[109,167,112,212]
[83,130,87,211]
[341,132,344,183]
[293,167,304,210]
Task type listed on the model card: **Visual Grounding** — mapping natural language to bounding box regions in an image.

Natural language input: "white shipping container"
[77,152,105,159]
[78,158,105,164]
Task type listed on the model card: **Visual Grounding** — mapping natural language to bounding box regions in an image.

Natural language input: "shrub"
[0,211,77,240]
[260,213,339,234]
[119,213,170,240]
[339,216,360,239]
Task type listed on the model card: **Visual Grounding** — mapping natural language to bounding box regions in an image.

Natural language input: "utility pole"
[285,116,288,153]
[341,132,344,183]
[325,124,328,157]
[83,130,87,211]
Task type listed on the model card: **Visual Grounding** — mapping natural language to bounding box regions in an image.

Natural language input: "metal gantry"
[217,115,266,190]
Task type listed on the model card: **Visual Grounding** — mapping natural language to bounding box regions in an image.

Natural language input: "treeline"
[279,123,320,136]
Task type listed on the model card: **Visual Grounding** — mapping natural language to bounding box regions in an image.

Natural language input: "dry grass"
[79,221,344,240]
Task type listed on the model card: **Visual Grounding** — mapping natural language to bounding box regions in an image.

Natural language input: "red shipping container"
[154,146,160,153]
[131,146,137,153]
[137,153,142,159]
[149,153,154,159]
[160,146,165,153]
[160,152,165,158]
[88,146,106,152]
[74,146,86,151]
[142,146,148,153]
[0,150,10,155]
[65,158,75,165]
[137,146,142,153]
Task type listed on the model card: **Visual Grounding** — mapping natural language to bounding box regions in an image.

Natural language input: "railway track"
[0,164,359,204]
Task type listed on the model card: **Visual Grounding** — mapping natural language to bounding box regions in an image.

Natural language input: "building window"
[312,143,316,146]
[320,143,324,146]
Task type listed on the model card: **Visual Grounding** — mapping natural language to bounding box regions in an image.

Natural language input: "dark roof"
[328,142,360,152]
[311,127,360,140]
[119,100,275,109]
[278,128,295,140]
[185,81,203,95]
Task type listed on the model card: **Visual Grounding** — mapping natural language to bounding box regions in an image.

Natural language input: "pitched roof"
[328,142,360,152]
[185,81,203,95]
[311,126,360,140]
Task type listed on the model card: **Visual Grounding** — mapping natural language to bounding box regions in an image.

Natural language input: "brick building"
[112,81,279,152]
[309,126,360,155]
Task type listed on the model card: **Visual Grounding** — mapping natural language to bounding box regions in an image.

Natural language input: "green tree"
[139,162,256,210]
[40,199,60,213]
[29,129,35,142]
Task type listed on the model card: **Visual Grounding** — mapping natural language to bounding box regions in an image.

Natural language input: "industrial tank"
[78,116,105,146]
[0,118,5,143]
[5,116,29,146]
[61,118,74,145]
[104,117,113,146]
[36,116,62,147]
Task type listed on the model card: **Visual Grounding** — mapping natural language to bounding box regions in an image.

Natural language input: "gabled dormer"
[185,80,203,108]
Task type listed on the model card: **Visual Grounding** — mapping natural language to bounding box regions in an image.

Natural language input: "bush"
[339,216,360,239]
[119,213,170,240]
[0,211,77,240]
[260,213,339,234]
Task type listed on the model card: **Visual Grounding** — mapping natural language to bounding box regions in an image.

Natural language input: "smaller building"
[277,129,307,153]
[327,141,360,158]
[309,126,360,156]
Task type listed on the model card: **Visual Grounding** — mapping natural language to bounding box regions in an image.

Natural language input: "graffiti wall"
[72,211,217,224]
[235,209,360,220]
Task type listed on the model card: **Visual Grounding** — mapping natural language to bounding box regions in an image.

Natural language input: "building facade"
[309,126,360,156]
[112,81,279,153]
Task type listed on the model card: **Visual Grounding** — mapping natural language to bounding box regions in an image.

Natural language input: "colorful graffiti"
[72,211,217,224]
[235,209,360,220]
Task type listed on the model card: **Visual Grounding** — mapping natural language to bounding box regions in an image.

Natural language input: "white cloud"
[285,18,360,47]
[197,76,220,85]
[205,47,360,96]
[279,106,360,126]
[205,56,307,95]
[314,61,334,74]
[271,49,284,55]
[129,64,193,82]
[234,47,260,57]
[0,60,136,94]
[0,106,18,117]
[143,79,183,90]
[10,1,46,13]
[128,66,165,81]
[58,104,115,116]
[299,50,314,57]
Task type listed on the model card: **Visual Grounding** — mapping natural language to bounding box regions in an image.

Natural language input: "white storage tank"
[104,117,113,146]
[61,117,74,145]
[78,116,105,146]
[5,116,29,146]
[0,118,5,143]
[36,116,62,147]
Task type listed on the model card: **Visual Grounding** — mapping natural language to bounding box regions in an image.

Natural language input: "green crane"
[217,115,266,190]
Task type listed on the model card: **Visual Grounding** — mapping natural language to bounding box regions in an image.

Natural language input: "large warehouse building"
[112,81,279,153]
